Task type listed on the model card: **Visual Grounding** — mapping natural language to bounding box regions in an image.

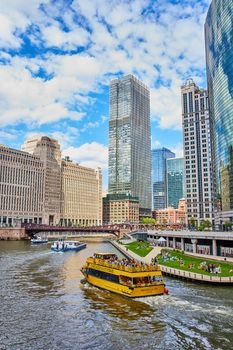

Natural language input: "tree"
[224,221,232,231]
[189,217,196,228]
[141,217,157,225]
[198,220,212,231]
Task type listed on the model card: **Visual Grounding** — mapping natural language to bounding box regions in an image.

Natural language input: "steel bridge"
[22,223,122,238]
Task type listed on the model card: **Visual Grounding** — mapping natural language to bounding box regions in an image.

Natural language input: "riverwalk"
[110,240,233,284]
[110,240,162,263]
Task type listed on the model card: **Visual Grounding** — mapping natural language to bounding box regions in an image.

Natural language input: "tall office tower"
[0,145,44,226]
[152,148,175,210]
[205,1,233,230]
[60,160,102,226]
[108,75,151,216]
[167,158,185,209]
[22,136,61,225]
[181,79,214,227]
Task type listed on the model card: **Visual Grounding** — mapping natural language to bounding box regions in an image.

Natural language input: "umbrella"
[158,237,166,242]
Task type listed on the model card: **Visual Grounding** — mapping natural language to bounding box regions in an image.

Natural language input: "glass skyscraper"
[167,158,185,209]
[108,75,151,214]
[152,147,175,210]
[205,1,233,229]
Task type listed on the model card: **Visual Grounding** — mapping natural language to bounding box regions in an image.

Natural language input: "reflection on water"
[0,241,233,350]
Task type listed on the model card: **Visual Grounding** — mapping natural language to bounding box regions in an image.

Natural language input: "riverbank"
[110,240,162,263]
[0,227,28,240]
[111,240,233,284]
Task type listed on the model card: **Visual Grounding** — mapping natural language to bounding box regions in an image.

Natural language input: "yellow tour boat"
[81,253,168,298]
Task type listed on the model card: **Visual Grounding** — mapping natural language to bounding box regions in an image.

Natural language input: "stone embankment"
[0,228,27,240]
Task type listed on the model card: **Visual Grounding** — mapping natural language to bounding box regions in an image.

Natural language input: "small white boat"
[31,236,48,244]
[51,239,86,252]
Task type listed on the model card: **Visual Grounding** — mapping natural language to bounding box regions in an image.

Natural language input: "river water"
[0,240,233,350]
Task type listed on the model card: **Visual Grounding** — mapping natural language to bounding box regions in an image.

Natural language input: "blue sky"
[0,0,211,188]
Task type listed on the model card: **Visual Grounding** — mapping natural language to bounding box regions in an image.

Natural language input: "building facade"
[108,75,151,217]
[0,145,44,226]
[22,136,61,226]
[103,194,139,224]
[61,159,102,226]
[167,157,185,209]
[0,137,103,227]
[152,148,175,210]
[205,0,233,229]
[153,199,187,225]
[181,79,214,227]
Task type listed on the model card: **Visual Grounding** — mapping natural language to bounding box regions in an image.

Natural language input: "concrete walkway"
[111,240,162,263]
[181,250,233,263]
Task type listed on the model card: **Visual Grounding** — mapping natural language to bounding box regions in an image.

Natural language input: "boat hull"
[83,274,165,298]
[51,243,86,252]
[31,240,48,244]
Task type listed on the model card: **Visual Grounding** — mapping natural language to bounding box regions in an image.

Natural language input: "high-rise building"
[0,137,103,227]
[167,157,185,209]
[0,144,44,226]
[22,136,61,225]
[103,194,139,224]
[205,0,233,230]
[152,148,175,210]
[181,79,214,227]
[60,159,102,226]
[108,75,151,217]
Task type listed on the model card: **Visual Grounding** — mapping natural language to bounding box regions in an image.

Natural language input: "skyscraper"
[108,75,151,216]
[167,157,185,209]
[205,0,233,230]
[22,136,61,225]
[181,79,214,227]
[152,147,175,210]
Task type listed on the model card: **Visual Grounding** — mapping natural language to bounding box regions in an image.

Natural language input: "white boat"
[51,239,86,252]
[31,236,48,244]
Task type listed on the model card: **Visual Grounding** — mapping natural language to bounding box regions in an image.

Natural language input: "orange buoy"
[164,287,169,295]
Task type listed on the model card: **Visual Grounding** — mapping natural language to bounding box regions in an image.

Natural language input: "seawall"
[0,228,28,240]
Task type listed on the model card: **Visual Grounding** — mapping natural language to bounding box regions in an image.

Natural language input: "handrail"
[161,265,233,283]
[87,257,161,273]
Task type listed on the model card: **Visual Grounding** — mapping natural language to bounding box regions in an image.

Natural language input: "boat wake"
[136,294,233,317]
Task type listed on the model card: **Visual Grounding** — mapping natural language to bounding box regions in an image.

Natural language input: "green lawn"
[125,241,153,257]
[158,249,233,277]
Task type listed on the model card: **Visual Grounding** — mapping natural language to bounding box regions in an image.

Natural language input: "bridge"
[22,223,126,238]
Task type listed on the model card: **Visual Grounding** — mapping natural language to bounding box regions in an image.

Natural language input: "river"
[0,240,233,350]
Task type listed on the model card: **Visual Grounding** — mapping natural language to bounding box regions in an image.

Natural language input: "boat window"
[119,275,132,286]
[133,277,150,285]
[87,268,119,283]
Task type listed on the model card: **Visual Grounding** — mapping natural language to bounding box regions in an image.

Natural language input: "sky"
[0,0,211,189]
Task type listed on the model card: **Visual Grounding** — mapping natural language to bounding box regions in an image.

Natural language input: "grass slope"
[125,241,153,257]
[158,250,233,277]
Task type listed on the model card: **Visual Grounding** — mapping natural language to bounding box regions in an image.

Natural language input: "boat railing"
[87,257,161,272]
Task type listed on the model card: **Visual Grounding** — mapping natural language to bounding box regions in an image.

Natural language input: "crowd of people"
[91,255,159,272]
[159,250,224,274]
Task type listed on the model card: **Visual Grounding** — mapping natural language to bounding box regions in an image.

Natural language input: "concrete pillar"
[166,237,169,247]
[181,238,185,251]
[173,237,176,249]
[212,239,217,256]
[191,239,197,254]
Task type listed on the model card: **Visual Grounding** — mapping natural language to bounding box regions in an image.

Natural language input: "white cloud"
[170,143,184,158]
[0,0,211,131]
[62,142,108,170]
[0,130,18,141]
